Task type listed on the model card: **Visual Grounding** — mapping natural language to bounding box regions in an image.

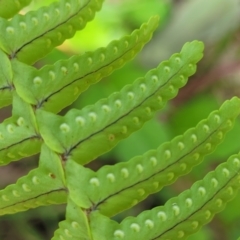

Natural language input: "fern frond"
[89,153,240,240]
[52,198,92,240]
[36,41,204,164]
[0,94,41,165]
[0,0,104,64]
[0,144,67,215]
[12,16,159,113]
[0,49,13,108]
[64,97,240,216]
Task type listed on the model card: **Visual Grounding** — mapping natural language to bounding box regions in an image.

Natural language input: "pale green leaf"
[12,16,159,113]
[64,97,240,216]
[0,94,41,166]
[36,41,204,164]
[0,144,67,215]
[0,49,13,108]
[52,198,92,240]
[89,153,240,240]
[0,0,104,64]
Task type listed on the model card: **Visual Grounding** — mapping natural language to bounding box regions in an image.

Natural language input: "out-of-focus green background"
[1,0,240,239]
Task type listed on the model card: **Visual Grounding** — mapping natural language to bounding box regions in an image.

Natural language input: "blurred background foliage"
[1,0,240,239]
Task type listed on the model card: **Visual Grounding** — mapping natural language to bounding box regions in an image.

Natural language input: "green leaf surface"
[0,115,41,165]
[0,0,31,19]
[0,49,13,108]
[89,153,240,240]
[37,41,204,164]
[65,97,240,216]
[52,198,92,240]
[0,0,104,64]
[65,160,96,209]
[0,94,41,166]
[12,16,159,113]
[0,144,67,216]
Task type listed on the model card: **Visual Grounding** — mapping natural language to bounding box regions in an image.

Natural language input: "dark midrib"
[0,86,12,90]
[94,125,219,209]
[0,188,68,211]
[152,170,238,240]
[66,64,184,155]
[13,0,91,57]
[40,29,152,107]
[0,135,41,152]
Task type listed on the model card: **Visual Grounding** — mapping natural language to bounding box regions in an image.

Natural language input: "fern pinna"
[0,0,240,239]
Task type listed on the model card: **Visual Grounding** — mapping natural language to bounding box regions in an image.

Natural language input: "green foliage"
[0,93,41,165]
[0,0,31,19]
[12,16,158,112]
[36,40,203,163]
[65,97,240,217]
[90,153,240,240]
[0,0,104,64]
[0,49,13,108]
[0,0,240,239]
[0,144,67,215]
